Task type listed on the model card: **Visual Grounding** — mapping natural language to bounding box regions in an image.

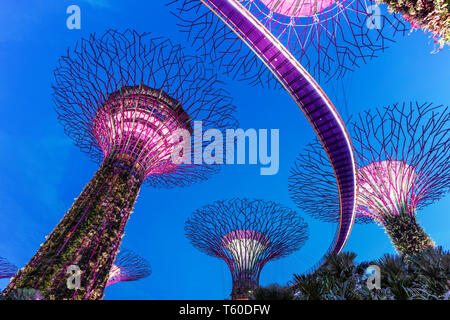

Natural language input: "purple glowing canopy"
[357,160,419,222]
[289,102,450,225]
[221,230,270,247]
[186,199,308,261]
[352,102,450,221]
[53,29,238,188]
[106,249,152,287]
[185,198,308,296]
[259,0,335,17]
[92,85,193,179]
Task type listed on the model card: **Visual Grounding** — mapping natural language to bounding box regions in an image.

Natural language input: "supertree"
[289,102,450,256]
[168,0,407,84]
[2,29,237,300]
[185,198,308,300]
[106,249,151,287]
[0,257,17,280]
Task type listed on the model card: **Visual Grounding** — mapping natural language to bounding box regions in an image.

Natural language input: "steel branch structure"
[352,102,449,255]
[289,139,373,225]
[171,0,358,266]
[2,29,236,300]
[185,198,308,300]
[290,102,450,256]
[0,257,17,280]
[169,0,406,84]
[106,249,151,287]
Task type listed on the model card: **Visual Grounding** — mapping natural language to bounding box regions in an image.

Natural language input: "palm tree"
[288,249,449,300]
[251,284,295,300]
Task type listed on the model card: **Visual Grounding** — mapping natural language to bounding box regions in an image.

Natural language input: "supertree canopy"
[376,0,449,51]
[185,198,308,300]
[168,0,407,84]
[2,29,236,300]
[0,257,17,280]
[289,102,450,256]
[289,139,374,225]
[106,249,151,287]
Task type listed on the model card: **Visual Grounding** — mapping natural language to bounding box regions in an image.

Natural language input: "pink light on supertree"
[259,0,335,17]
[92,85,195,180]
[2,29,237,300]
[0,257,17,280]
[290,102,450,256]
[168,0,407,84]
[106,249,151,287]
[221,230,271,274]
[185,198,308,300]
[357,160,419,220]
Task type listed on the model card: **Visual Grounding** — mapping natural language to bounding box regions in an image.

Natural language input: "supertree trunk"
[2,159,142,300]
[382,211,435,257]
[230,270,259,300]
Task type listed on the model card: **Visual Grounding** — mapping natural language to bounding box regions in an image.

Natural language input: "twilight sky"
[0,0,449,299]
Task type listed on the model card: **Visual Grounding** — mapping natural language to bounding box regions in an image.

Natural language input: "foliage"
[251,284,296,300]
[382,212,435,256]
[377,0,450,50]
[287,248,450,300]
[0,288,44,300]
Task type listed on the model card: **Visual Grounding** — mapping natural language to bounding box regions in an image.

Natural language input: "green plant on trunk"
[1,159,142,300]
[382,212,435,257]
[251,284,296,300]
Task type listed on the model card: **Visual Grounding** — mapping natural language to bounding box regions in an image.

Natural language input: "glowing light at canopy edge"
[357,160,418,221]
[259,0,335,17]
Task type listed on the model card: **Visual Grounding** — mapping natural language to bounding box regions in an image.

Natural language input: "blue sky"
[0,0,449,299]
